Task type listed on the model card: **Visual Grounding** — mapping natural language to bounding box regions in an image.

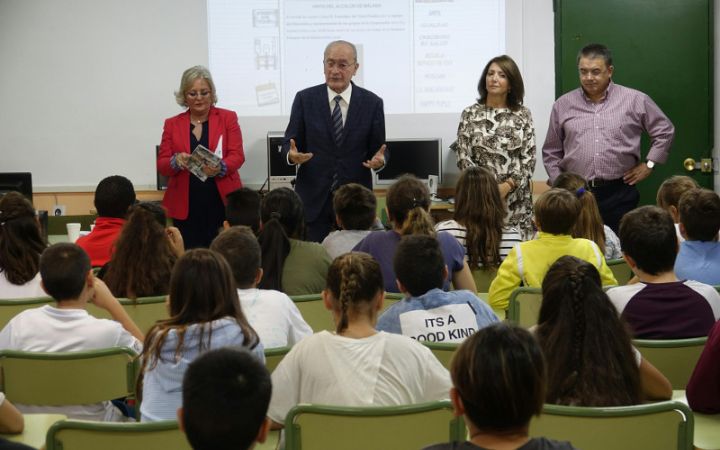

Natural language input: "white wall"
[0,0,554,191]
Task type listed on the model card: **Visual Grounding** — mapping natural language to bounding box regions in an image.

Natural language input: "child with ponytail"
[267,252,451,428]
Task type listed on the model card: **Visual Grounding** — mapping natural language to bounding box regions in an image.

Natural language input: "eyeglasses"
[186,91,212,98]
[324,59,355,71]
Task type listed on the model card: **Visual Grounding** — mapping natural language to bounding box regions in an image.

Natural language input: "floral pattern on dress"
[451,103,536,239]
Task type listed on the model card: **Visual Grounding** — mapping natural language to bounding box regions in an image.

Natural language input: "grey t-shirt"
[423,438,577,450]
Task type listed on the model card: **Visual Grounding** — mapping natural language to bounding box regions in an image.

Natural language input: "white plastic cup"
[66,223,81,243]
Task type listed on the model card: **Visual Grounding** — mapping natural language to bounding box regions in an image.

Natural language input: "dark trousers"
[306,193,336,243]
[591,182,639,234]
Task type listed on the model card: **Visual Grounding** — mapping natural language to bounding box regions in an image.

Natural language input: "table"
[0,413,66,449]
[673,390,720,450]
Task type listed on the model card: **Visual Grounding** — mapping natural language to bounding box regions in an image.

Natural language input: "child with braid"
[536,256,671,406]
[267,252,451,429]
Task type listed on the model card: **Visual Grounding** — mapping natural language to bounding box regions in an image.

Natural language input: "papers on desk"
[187,145,221,182]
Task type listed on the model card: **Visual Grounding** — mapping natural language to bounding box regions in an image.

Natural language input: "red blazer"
[157,106,244,220]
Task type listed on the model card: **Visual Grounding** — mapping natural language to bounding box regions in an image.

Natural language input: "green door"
[554,0,713,204]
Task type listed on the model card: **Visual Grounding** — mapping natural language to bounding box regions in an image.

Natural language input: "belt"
[588,178,624,188]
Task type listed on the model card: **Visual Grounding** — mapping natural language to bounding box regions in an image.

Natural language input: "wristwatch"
[646,160,656,170]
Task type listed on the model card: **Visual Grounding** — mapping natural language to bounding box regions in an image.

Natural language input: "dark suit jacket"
[283,83,385,222]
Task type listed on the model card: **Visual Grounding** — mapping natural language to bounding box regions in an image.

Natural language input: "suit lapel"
[343,83,363,146]
[319,85,336,147]
[208,107,221,151]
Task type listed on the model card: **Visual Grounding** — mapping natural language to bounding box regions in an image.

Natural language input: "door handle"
[683,157,714,173]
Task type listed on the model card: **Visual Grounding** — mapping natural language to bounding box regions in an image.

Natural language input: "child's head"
[386,174,434,236]
[619,205,677,276]
[394,235,445,296]
[325,252,384,333]
[0,191,46,285]
[533,188,581,234]
[553,173,606,250]
[225,188,261,234]
[537,255,640,406]
[93,175,136,219]
[678,188,720,242]
[210,226,261,290]
[451,323,545,433]
[333,183,377,231]
[656,176,699,222]
[181,348,271,450]
[39,243,91,302]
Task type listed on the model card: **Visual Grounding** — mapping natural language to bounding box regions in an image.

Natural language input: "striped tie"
[332,95,343,146]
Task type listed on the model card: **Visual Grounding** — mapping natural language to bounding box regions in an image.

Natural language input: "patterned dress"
[451,103,536,239]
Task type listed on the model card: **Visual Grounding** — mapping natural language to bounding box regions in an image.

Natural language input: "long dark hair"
[386,175,435,236]
[536,256,641,406]
[103,202,177,299]
[454,167,506,268]
[0,192,46,285]
[477,55,525,110]
[257,188,305,291]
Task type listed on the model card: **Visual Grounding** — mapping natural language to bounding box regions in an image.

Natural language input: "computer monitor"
[267,132,296,190]
[155,145,168,190]
[0,172,32,202]
[374,138,442,187]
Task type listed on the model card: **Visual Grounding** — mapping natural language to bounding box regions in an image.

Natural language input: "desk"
[0,413,66,449]
[255,429,280,450]
[430,200,453,223]
[673,390,720,450]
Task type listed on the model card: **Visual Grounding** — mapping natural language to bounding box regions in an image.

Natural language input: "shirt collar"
[537,231,573,240]
[581,80,614,103]
[327,83,352,105]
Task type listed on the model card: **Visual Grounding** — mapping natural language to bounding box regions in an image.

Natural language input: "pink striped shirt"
[542,82,674,182]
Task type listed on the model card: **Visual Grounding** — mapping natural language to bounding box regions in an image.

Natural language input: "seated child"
[674,188,720,285]
[423,323,577,450]
[376,235,498,342]
[224,187,261,234]
[656,175,699,244]
[687,319,720,414]
[322,183,377,259]
[76,175,136,267]
[607,206,720,338]
[210,226,312,348]
[0,243,143,421]
[488,188,617,311]
[179,348,272,450]
[268,252,451,429]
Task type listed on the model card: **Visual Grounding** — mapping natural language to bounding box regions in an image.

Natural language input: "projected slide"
[208,0,504,116]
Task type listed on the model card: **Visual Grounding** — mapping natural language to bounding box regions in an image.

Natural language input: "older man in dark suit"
[283,40,386,242]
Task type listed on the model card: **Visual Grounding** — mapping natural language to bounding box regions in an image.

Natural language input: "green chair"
[421,341,459,370]
[292,293,405,332]
[284,401,465,450]
[87,295,168,335]
[46,419,191,450]
[633,337,707,389]
[529,401,694,450]
[0,297,54,330]
[607,258,633,285]
[506,287,543,328]
[265,346,291,374]
[0,347,138,406]
[471,267,497,293]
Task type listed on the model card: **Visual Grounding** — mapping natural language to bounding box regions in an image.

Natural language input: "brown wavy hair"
[0,192,46,285]
[386,175,435,237]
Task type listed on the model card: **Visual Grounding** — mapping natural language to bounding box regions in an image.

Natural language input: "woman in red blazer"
[157,66,244,248]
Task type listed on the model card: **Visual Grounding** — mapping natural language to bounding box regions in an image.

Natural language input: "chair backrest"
[87,295,168,335]
[292,293,405,332]
[633,337,707,389]
[265,346,291,373]
[284,401,464,450]
[0,347,138,405]
[529,401,694,450]
[46,419,190,450]
[607,258,633,285]
[507,287,543,328]
[0,297,54,330]
[471,267,497,293]
[421,341,459,370]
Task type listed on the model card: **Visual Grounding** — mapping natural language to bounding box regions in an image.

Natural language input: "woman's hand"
[175,153,190,169]
[498,178,516,199]
[166,226,185,257]
[202,164,221,177]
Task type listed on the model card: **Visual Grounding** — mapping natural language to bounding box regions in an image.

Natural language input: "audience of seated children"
[139,248,262,421]
[536,256,672,406]
[424,323,577,450]
[210,226,312,348]
[0,243,143,421]
[101,202,183,299]
[687,318,720,414]
[488,188,616,311]
[322,183,377,259]
[607,206,720,338]
[268,252,451,428]
[674,188,720,285]
[179,348,271,450]
[552,172,622,260]
[76,175,136,267]
[258,187,332,296]
[376,235,498,342]
[656,175,699,244]
[435,167,523,268]
[354,174,476,293]
[0,192,46,299]
[224,187,262,234]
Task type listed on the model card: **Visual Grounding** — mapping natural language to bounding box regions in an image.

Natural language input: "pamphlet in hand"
[187,145,221,181]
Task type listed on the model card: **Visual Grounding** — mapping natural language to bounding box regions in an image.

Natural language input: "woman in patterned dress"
[451,55,536,239]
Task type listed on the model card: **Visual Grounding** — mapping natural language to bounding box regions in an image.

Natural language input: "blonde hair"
[174,65,218,107]
[656,176,699,211]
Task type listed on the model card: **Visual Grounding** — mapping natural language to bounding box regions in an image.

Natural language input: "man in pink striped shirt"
[542,43,674,232]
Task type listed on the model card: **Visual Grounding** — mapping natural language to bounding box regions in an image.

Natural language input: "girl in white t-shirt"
[268,252,451,428]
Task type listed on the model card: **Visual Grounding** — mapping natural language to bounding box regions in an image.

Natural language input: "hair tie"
[270,211,282,220]
[411,197,422,208]
[575,187,586,198]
